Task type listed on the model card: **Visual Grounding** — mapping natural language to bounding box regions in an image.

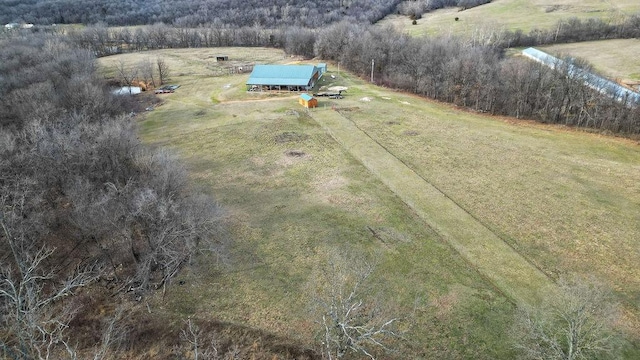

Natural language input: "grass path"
[310,107,556,305]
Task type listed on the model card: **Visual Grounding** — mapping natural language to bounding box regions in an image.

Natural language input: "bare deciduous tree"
[181,318,204,360]
[115,60,138,93]
[511,276,622,360]
[177,317,246,360]
[92,306,127,360]
[309,251,401,360]
[0,216,100,360]
[156,58,170,86]
[137,58,156,89]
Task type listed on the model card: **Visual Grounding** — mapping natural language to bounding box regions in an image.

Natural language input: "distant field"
[540,39,640,82]
[101,47,640,357]
[379,0,640,37]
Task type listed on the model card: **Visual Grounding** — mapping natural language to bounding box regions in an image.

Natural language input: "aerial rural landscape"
[1,1,640,359]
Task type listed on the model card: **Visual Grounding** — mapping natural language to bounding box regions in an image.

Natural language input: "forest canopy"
[0,0,496,27]
[0,0,402,27]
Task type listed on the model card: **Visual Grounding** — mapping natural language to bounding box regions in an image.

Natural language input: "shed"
[299,93,317,108]
[112,86,141,95]
[247,65,321,91]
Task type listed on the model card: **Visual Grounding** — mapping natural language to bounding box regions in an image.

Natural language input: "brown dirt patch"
[275,131,309,144]
[285,149,306,157]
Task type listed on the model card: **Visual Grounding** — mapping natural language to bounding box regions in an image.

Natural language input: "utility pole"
[370,58,374,83]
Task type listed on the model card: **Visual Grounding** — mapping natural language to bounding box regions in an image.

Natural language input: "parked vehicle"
[154,85,180,94]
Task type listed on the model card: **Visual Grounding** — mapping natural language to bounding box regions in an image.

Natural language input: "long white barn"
[522,47,640,106]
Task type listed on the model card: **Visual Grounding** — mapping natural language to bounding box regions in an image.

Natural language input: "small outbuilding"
[299,93,317,108]
[112,86,142,95]
[317,63,328,75]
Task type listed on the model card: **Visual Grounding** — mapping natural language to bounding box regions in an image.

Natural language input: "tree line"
[64,13,640,56]
[65,16,640,134]
[397,0,492,20]
[0,31,228,358]
[317,22,640,134]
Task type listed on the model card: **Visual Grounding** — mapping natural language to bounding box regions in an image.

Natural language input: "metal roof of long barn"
[247,65,317,86]
[522,47,640,105]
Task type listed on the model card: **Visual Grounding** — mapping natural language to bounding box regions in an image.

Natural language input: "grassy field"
[309,108,556,306]
[101,47,640,358]
[336,80,640,336]
[539,39,640,83]
[379,0,640,37]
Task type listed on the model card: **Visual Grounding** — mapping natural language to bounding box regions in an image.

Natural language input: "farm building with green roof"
[246,64,322,91]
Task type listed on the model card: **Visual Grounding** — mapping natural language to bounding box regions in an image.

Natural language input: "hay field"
[316,71,640,337]
[344,86,640,328]
[379,0,640,37]
[102,47,640,357]
[540,39,640,82]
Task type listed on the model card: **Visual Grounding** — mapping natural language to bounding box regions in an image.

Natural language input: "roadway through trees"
[310,108,557,306]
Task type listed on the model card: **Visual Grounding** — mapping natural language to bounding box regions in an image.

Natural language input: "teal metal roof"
[247,65,317,86]
[300,93,313,101]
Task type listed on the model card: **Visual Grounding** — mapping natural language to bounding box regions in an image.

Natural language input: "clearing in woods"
[116,47,640,358]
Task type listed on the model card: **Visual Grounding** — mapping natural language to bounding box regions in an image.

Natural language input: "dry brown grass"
[379,0,640,37]
[124,48,640,357]
[340,88,640,335]
[541,39,640,82]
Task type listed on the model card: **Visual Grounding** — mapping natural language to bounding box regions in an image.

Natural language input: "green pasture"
[379,0,640,38]
[103,47,640,357]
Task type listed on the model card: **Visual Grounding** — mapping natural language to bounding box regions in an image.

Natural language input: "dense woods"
[397,0,492,19]
[0,0,402,27]
[0,32,228,358]
[0,0,497,27]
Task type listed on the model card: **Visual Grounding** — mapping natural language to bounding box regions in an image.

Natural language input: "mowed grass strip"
[379,0,640,37]
[307,65,640,337]
[335,84,640,335]
[310,108,556,305]
[132,49,517,358]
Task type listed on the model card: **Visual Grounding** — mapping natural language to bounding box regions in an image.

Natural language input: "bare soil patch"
[274,131,309,144]
[285,149,306,157]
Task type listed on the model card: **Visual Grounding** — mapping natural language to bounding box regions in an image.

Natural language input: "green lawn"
[106,47,640,358]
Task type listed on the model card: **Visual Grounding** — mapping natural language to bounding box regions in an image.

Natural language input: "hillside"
[380,0,640,37]
[0,0,400,27]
